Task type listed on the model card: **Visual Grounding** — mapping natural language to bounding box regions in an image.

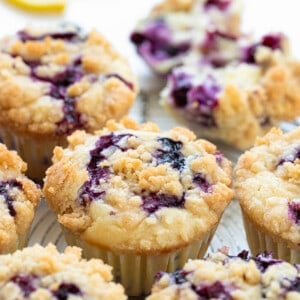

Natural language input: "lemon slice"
[6,0,66,13]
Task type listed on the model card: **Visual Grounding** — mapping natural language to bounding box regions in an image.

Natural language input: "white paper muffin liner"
[1,231,30,254]
[242,210,300,264]
[62,225,217,296]
[0,128,66,181]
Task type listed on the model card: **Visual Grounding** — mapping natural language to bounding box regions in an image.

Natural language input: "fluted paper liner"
[62,225,217,296]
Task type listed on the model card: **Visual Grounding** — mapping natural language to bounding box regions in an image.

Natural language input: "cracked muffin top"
[0,143,41,253]
[44,118,233,255]
[147,249,300,299]
[234,127,300,248]
[0,24,138,137]
[0,243,126,299]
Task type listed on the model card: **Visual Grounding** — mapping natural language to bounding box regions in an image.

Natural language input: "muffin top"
[0,143,41,253]
[130,0,242,73]
[44,118,233,254]
[0,244,126,299]
[147,249,300,299]
[234,127,300,248]
[160,33,300,149]
[0,24,138,137]
[163,32,297,122]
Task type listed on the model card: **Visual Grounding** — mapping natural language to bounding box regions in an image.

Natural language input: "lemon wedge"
[6,0,66,13]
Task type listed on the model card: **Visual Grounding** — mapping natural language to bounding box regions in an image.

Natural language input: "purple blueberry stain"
[132,19,170,45]
[204,0,231,11]
[283,277,300,294]
[29,57,86,135]
[277,147,300,167]
[11,274,38,297]
[55,97,86,136]
[288,201,300,225]
[0,180,22,217]
[130,19,190,63]
[261,34,283,50]
[242,33,283,64]
[253,252,282,272]
[230,250,282,273]
[53,283,82,300]
[193,173,212,193]
[169,72,192,108]
[242,45,259,64]
[226,250,250,264]
[169,270,190,285]
[78,134,132,206]
[142,192,185,214]
[79,167,110,207]
[236,250,249,260]
[193,281,234,300]
[187,75,221,127]
[169,72,221,127]
[155,137,185,171]
[188,75,220,109]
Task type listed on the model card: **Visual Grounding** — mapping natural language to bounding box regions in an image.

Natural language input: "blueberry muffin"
[130,0,242,74]
[161,33,300,149]
[0,24,138,180]
[0,143,41,254]
[234,127,300,263]
[43,118,233,296]
[0,244,126,299]
[148,249,300,299]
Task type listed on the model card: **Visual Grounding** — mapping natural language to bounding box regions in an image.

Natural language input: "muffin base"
[242,211,300,263]
[62,226,217,296]
[0,128,66,182]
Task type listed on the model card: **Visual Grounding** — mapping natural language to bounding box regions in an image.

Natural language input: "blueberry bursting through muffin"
[78,133,216,213]
[154,251,300,299]
[17,28,134,136]
[0,180,23,217]
[10,274,82,299]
